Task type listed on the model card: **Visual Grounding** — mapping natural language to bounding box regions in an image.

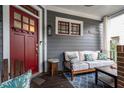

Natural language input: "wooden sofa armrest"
[63,61,73,71]
[63,52,73,71]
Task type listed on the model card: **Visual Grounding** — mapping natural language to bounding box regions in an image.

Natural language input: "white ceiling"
[46,5,124,20]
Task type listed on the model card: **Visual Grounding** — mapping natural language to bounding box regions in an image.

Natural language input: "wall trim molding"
[3,6,10,73]
[38,5,48,72]
[109,9,124,19]
[46,6,101,21]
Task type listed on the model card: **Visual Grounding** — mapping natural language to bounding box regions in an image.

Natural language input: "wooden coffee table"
[95,66,117,88]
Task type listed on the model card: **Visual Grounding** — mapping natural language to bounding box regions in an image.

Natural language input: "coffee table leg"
[95,70,98,85]
[115,77,117,88]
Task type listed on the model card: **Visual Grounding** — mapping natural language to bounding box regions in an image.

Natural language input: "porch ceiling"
[46,5,124,20]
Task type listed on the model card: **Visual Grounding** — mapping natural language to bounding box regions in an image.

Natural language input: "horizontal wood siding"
[117,45,124,88]
[47,10,101,70]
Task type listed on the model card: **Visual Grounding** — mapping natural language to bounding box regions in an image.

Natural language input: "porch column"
[3,6,10,73]
[103,16,110,57]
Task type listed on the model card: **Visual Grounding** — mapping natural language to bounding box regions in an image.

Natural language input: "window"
[14,12,21,21]
[14,20,21,29]
[71,23,80,35]
[30,19,35,25]
[14,12,22,29]
[58,21,69,34]
[23,16,29,23]
[56,17,83,36]
[13,12,36,33]
[29,19,35,32]
[23,23,29,31]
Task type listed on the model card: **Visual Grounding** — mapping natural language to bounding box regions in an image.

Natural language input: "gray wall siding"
[47,10,101,70]
[0,5,2,83]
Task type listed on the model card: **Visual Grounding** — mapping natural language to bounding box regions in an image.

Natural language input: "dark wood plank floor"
[31,73,73,88]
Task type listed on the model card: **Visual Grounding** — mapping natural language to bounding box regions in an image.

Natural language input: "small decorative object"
[47,25,52,36]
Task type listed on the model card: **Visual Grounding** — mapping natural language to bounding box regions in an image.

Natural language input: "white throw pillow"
[65,51,79,61]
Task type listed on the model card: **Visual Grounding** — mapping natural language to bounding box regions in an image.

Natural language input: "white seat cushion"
[84,60,115,69]
[72,62,89,71]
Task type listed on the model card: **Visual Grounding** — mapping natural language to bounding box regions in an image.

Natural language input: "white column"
[37,6,43,73]
[3,5,10,73]
[44,7,48,72]
[103,16,110,57]
[35,5,48,72]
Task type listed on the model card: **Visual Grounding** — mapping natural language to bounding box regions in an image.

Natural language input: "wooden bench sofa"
[63,51,115,80]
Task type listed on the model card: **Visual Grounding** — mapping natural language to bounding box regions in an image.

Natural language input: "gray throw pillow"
[98,53,108,60]
[84,54,94,61]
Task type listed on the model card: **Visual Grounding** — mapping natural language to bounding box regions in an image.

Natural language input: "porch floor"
[30,72,73,88]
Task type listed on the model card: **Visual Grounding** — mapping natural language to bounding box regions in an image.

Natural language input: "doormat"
[32,77,45,86]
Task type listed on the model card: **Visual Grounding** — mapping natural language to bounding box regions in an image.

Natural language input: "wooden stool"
[48,59,59,77]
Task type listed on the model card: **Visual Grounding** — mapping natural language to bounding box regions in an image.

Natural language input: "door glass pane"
[14,12,21,21]
[30,19,35,25]
[23,16,29,23]
[14,20,21,29]
[23,23,29,31]
[30,26,35,32]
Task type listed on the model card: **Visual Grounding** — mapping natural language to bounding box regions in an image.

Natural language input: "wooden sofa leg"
[71,72,74,81]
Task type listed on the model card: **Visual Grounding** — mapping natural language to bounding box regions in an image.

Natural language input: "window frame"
[56,17,83,36]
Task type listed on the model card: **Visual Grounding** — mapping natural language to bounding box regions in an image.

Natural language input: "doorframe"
[3,5,46,75]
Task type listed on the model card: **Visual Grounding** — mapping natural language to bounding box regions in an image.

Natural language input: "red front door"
[10,6,38,73]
